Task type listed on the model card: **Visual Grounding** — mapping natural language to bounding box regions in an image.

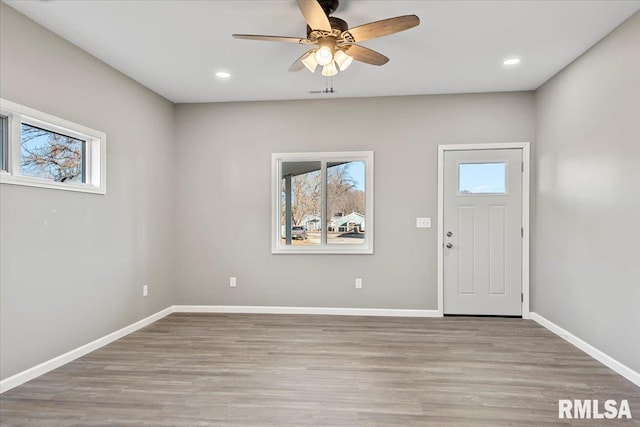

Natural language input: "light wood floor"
[1,314,638,426]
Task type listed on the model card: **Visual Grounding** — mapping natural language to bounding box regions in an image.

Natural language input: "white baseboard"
[530,312,640,387]
[173,305,442,318]
[0,306,174,394]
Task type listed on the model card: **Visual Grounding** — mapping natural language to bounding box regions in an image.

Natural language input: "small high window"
[272,151,374,254]
[0,99,106,194]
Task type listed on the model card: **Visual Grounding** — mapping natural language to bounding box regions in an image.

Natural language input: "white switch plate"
[143,284,148,297]
[416,217,431,228]
[355,278,362,289]
[230,277,237,288]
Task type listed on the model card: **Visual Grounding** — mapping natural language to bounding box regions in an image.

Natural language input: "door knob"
[446,243,453,249]
[446,231,452,237]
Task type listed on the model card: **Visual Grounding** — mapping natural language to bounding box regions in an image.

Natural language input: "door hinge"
[521,227,524,238]
[521,293,524,302]
[522,162,524,172]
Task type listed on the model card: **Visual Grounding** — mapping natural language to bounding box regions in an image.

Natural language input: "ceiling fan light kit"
[232,0,420,77]
[301,51,318,73]
[321,62,338,77]
[334,49,353,71]
[315,39,335,66]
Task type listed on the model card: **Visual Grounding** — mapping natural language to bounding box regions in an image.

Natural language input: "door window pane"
[327,161,365,245]
[459,162,506,194]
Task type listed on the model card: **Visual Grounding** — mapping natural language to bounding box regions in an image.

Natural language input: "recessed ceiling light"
[216,71,231,79]
[503,58,521,66]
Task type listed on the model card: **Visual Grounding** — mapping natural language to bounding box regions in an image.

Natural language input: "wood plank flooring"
[1,314,638,426]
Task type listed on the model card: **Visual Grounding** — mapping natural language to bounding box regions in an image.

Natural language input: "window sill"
[0,174,105,195]
[272,246,374,255]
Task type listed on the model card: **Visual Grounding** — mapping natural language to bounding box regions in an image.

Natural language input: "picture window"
[272,151,374,254]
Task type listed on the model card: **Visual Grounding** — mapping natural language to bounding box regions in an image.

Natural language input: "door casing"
[437,142,530,318]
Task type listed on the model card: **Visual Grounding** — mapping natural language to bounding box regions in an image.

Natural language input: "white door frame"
[437,142,530,318]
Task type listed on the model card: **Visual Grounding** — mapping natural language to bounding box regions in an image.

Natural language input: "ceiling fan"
[232,0,420,77]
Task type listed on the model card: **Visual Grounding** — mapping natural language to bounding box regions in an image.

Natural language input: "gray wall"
[174,93,535,309]
[0,4,176,379]
[533,12,640,372]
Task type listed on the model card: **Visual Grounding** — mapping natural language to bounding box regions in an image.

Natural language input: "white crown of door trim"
[437,142,530,318]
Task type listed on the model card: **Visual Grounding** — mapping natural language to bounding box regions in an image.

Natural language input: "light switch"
[416,217,431,228]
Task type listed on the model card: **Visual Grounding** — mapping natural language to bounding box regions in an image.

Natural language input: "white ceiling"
[5,0,639,103]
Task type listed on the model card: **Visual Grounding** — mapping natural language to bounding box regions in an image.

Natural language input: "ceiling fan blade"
[343,44,389,66]
[289,50,314,72]
[232,34,309,44]
[297,0,331,32]
[347,15,420,42]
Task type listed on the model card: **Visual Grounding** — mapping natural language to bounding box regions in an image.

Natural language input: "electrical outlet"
[143,284,148,297]
[355,278,362,289]
[230,277,237,288]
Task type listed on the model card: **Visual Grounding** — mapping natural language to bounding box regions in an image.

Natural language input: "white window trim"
[0,98,106,195]
[272,151,374,255]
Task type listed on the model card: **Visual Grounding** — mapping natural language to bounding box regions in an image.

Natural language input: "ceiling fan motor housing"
[318,0,340,16]
[306,17,349,38]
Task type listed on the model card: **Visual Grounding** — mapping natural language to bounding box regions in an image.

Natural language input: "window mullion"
[321,159,327,246]
[0,115,7,171]
[83,139,90,185]
[10,115,21,176]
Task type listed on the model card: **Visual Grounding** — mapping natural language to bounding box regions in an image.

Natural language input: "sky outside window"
[459,162,506,194]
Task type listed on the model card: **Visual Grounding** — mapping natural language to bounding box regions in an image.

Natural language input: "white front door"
[443,149,523,316]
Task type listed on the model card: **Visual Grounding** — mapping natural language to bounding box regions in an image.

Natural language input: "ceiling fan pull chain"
[325,73,332,93]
